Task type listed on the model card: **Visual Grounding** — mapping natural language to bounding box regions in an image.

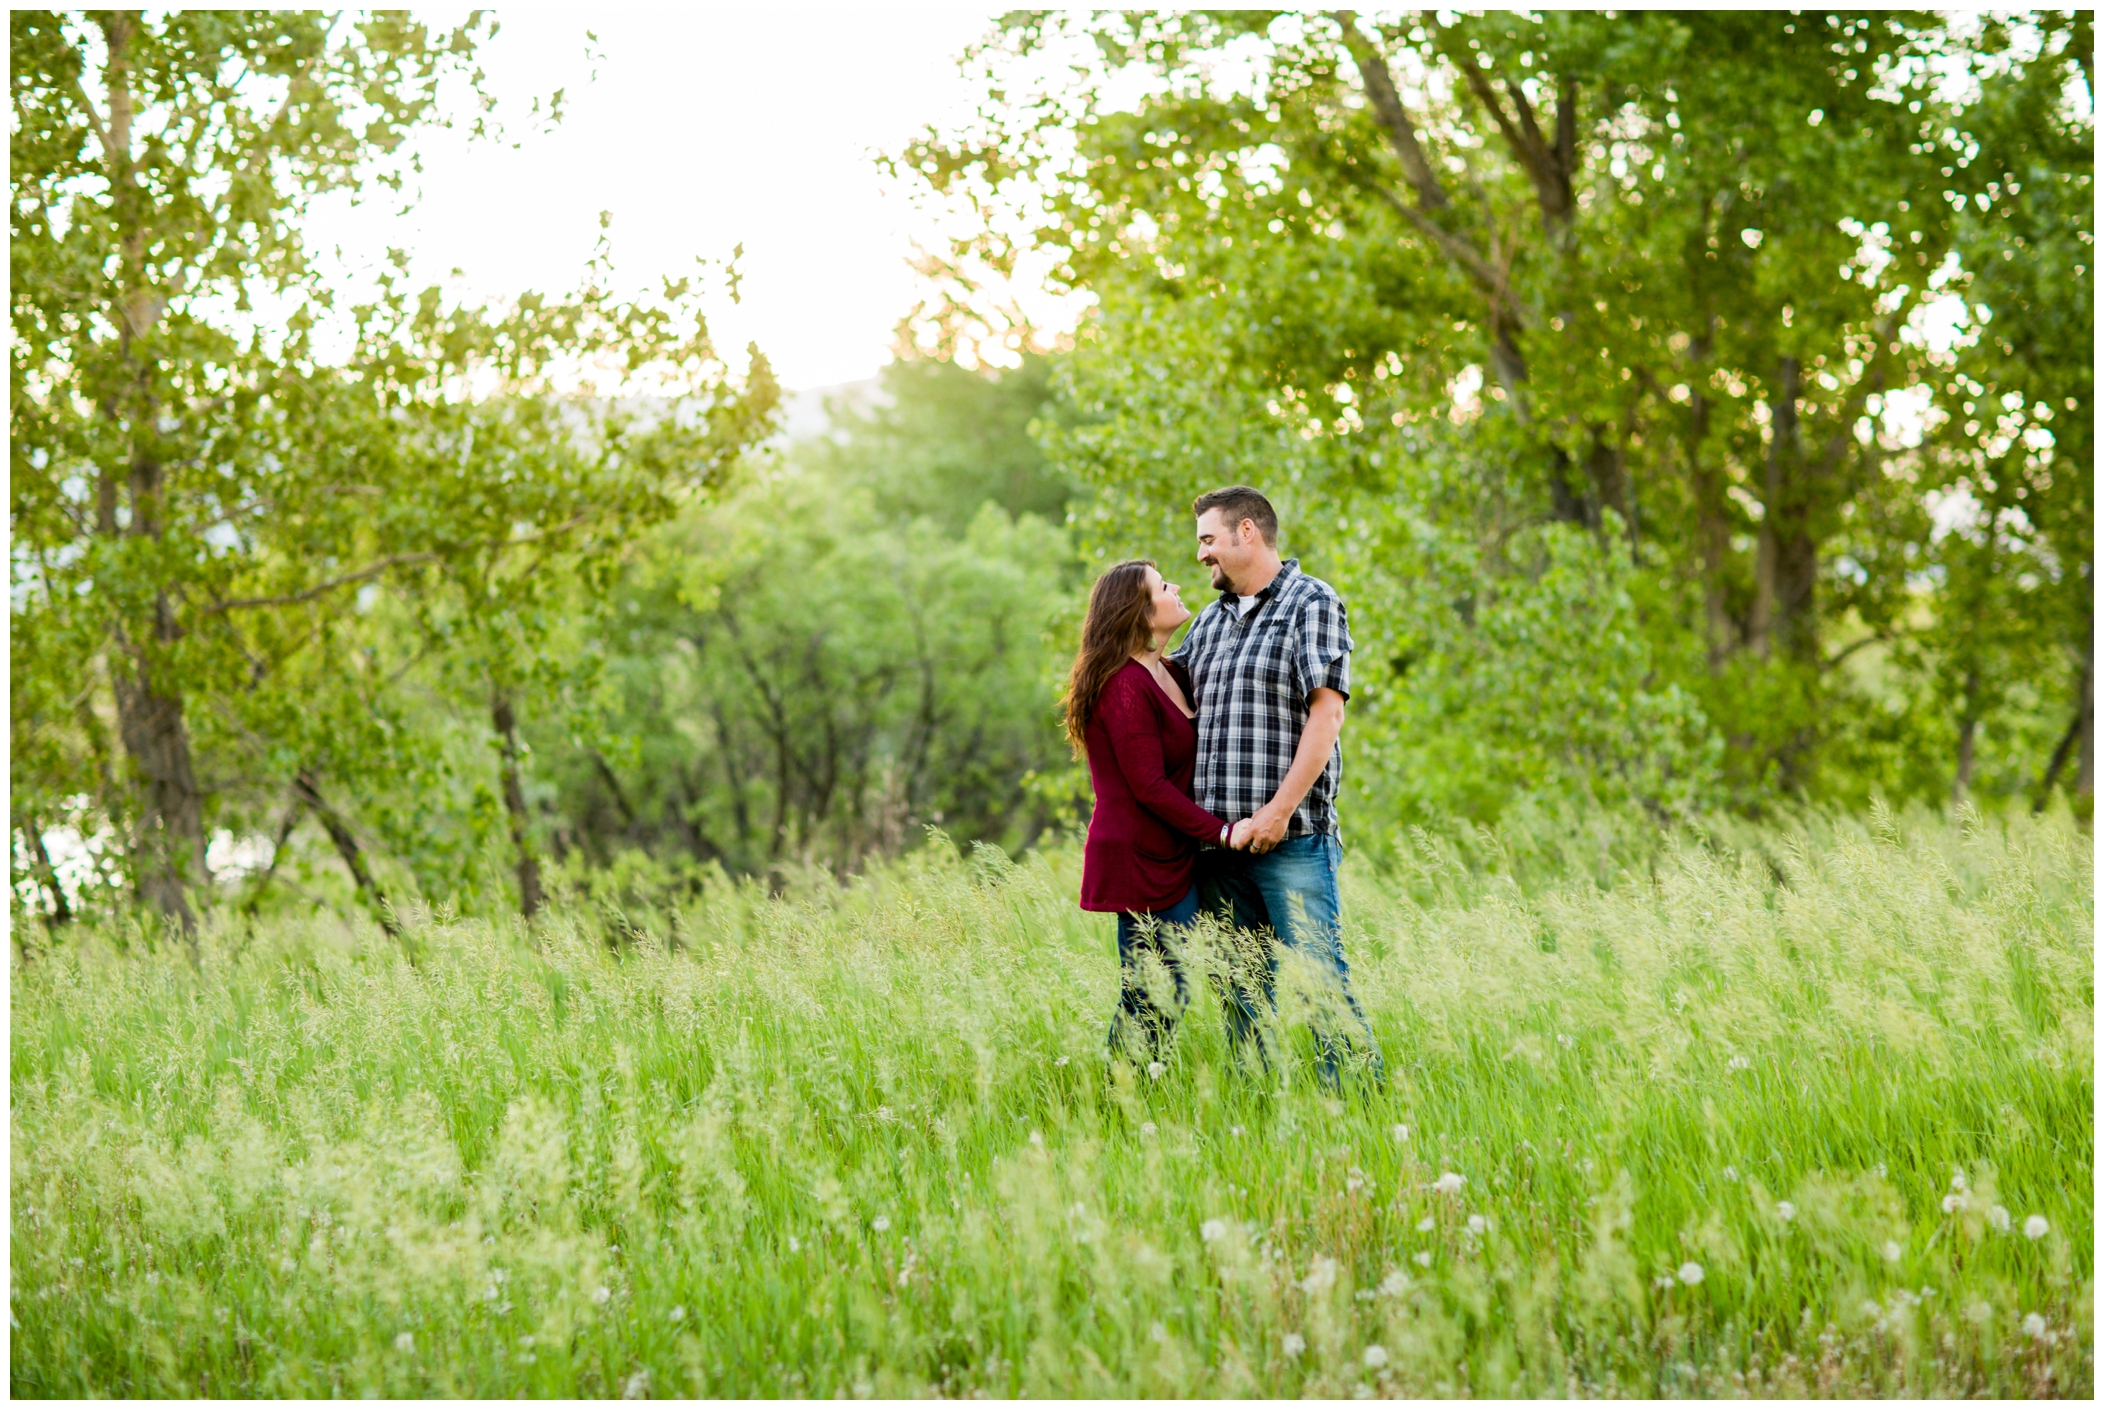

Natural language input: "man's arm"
[1238,686,1344,853]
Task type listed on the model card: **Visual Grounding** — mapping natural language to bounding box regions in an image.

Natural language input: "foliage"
[10,11,777,926]
[11,807,2092,1395]
[529,458,1074,884]
[903,9,2093,824]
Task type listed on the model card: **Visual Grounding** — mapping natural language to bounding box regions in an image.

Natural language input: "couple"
[1065,486,1381,1089]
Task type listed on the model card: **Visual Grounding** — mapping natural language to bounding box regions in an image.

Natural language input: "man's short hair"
[1192,486,1278,546]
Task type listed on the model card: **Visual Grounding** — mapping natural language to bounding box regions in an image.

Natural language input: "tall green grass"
[11,807,2092,1396]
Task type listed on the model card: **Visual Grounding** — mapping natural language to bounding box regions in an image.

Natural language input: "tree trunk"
[292,770,400,936]
[490,692,545,917]
[111,637,207,929]
[17,811,74,929]
[2076,635,2095,807]
[1953,675,1979,808]
[96,14,209,929]
[2036,636,2094,814]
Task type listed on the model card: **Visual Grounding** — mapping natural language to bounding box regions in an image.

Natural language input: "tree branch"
[1335,11,1449,210]
[205,552,436,614]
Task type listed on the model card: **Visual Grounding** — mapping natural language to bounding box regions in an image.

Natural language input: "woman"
[1065,559,1234,1061]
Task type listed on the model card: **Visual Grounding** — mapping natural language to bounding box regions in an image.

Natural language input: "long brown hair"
[1063,559,1157,752]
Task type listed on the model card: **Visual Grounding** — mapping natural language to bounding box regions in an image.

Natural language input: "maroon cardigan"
[1080,659,1229,913]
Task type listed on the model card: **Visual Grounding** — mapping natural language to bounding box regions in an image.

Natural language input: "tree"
[904,10,2091,816]
[11,12,779,926]
[10,10,492,923]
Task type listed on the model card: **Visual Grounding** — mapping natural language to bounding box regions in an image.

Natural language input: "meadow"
[10,806,2092,1397]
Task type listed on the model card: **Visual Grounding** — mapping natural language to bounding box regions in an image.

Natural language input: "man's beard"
[1208,562,1231,592]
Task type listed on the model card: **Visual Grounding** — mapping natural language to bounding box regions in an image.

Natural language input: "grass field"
[10,806,2093,1396]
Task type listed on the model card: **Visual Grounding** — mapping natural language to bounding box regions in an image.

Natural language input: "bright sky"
[302,6,1022,391]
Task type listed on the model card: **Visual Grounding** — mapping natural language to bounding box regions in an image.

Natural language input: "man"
[1171,486,1383,1088]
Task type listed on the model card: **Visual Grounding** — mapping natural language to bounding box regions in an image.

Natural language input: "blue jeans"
[1197,834,1383,1088]
[1108,885,1198,1060]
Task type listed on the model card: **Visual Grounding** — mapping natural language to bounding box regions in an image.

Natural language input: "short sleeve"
[1292,592,1353,702]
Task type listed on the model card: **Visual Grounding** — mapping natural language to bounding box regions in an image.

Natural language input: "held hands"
[1228,805,1290,854]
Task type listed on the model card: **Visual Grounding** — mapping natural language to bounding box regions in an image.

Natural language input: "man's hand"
[1242,802,1290,854]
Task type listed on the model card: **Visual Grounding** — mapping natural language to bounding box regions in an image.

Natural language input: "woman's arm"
[1101,675,1229,843]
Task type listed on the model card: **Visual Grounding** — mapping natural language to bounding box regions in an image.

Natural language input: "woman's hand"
[1228,817,1255,850]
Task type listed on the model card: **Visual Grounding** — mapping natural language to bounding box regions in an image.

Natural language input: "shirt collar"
[1219,558,1300,606]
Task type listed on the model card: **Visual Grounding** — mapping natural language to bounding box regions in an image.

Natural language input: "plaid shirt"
[1169,559,1352,838]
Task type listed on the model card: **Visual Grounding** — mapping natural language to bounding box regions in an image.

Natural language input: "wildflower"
[1362,1344,1388,1368]
[1028,1130,1044,1151]
[1345,1169,1365,1194]
[394,1332,415,1353]
[2022,1312,2047,1338]
[1230,1124,1246,1137]
[871,1215,891,1232]
[1557,1033,1573,1049]
[1415,1216,1435,1233]
[1282,1332,1306,1357]
[519,1335,536,1348]
[1391,1123,1410,1142]
[1882,1240,1902,1263]
[1147,1061,1167,1079]
[1950,1170,1967,1192]
[1201,1218,1227,1243]
[1940,1193,1963,1214]
[1413,1251,1433,1268]
[1466,1214,1487,1236]
[1964,1301,1993,1326]
[669,1305,686,1322]
[1300,1256,1338,1294]
[622,1369,651,1399]
[1654,1274,1677,1292]
[593,1285,612,1306]
[1430,1171,1465,1195]
[2023,1215,2049,1240]
[1726,1054,1750,1072]
[1775,1201,1796,1223]
[1055,1055,1069,1067]
[1139,1121,1157,1137]
[1380,1270,1409,1296]
[788,1235,800,1252]
[1677,1262,1704,1286]
[1721,1165,1738,1182]
[1986,1205,2011,1233]
[1860,1299,1883,1320]
[875,1105,893,1122]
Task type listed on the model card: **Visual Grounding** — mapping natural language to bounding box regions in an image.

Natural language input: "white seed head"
[1391,1123,1410,1142]
[1413,1250,1433,1267]
[1466,1214,1487,1235]
[1986,1205,2011,1232]
[1430,1171,1465,1195]
[2023,1215,2049,1240]
[1147,1061,1167,1079]
[1200,1218,1227,1243]
[1677,1261,1704,1286]
[1362,1344,1388,1368]
[1882,1240,1902,1263]
[1282,1332,1306,1357]
[592,1285,612,1306]
[669,1305,686,1322]
[2023,1312,2047,1338]
[1775,1201,1796,1223]
[871,1215,891,1232]
[1416,1216,1435,1232]
[394,1332,414,1353]
[1139,1121,1158,1137]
